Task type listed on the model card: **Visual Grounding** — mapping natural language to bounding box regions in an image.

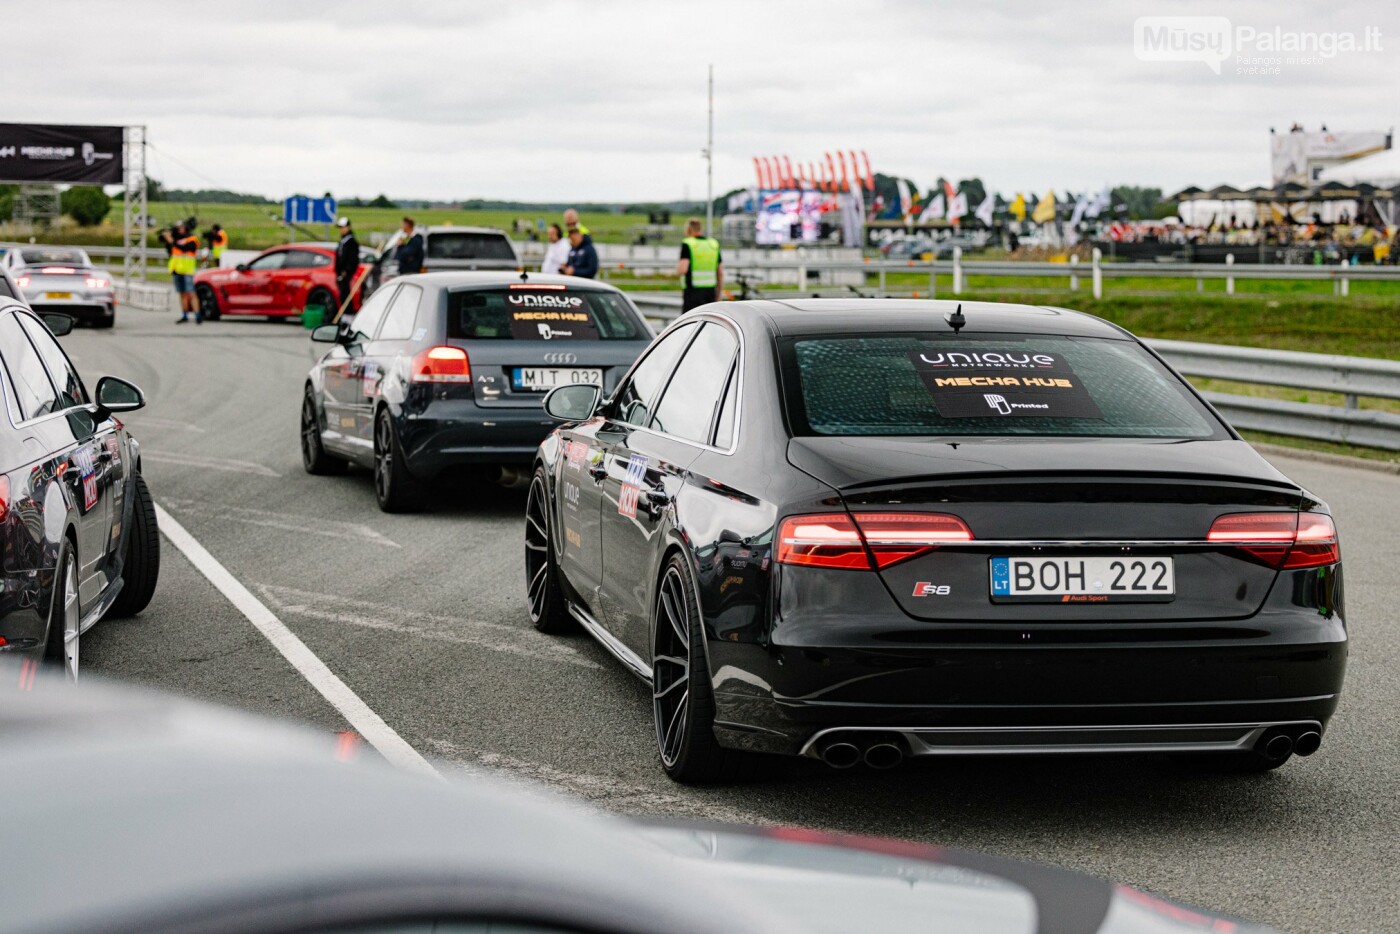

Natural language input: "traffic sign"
[283,195,337,225]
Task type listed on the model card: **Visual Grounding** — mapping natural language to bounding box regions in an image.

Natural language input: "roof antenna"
[519,268,529,282]
[945,303,966,333]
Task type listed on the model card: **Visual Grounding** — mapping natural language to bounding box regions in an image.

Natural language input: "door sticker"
[618,453,649,517]
[907,349,1104,420]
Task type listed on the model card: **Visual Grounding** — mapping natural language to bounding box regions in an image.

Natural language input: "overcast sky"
[4,1,1397,202]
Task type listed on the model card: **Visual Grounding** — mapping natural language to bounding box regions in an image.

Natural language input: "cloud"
[4,0,1395,200]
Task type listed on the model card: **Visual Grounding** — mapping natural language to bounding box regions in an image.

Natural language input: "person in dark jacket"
[334,217,360,309]
[561,227,598,279]
[396,217,425,276]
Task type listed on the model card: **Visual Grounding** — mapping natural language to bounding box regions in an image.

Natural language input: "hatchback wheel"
[374,408,423,512]
[301,387,347,476]
[525,469,574,633]
[43,544,81,681]
[653,554,758,784]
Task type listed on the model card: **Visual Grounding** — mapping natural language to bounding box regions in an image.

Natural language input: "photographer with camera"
[160,217,203,323]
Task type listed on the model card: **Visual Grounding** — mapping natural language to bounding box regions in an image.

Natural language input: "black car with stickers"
[0,301,160,680]
[301,272,653,511]
[527,299,1346,782]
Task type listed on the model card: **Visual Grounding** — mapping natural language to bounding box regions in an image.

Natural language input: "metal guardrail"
[628,294,1400,451]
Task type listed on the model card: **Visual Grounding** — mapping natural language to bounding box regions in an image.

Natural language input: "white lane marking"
[125,416,206,433]
[165,498,400,549]
[255,583,600,669]
[423,739,760,825]
[154,503,440,779]
[146,450,280,477]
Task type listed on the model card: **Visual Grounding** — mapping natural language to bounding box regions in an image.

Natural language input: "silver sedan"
[1,246,117,328]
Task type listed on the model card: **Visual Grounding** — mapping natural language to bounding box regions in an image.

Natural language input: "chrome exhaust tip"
[818,741,862,769]
[1294,730,1322,757]
[863,742,905,770]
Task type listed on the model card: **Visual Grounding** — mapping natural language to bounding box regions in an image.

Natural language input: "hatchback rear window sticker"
[907,349,1104,419]
[506,293,600,341]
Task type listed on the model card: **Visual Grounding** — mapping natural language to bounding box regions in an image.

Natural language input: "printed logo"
[565,527,582,549]
[508,293,585,308]
[624,453,648,487]
[912,582,951,597]
[990,558,1011,596]
[0,146,14,159]
[565,440,588,470]
[985,394,1011,415]
[543,352,578,364]
[918,351,1056,369]
[562,480,580,509]
[618,453,649,517]
[618,484,640,518]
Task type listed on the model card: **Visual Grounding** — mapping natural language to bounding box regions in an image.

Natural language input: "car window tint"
[18,315,86,409]
[446,288,647,341]
[0,315,58,420]
[613,323,697,427]
[350,285,396,342]
[787,335,1223,439]
[20,248,86,265]
[713,360,738,448]
[426,232,517,261]
[377,284,422,341]
[247,251,288,272]
[649,323,738,444]
[284,250,330,269]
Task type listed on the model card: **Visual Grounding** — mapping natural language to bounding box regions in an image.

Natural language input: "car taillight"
[1207,512,1339,569]
[410,346,471,383]
[777,511,973,571]
[85,277,108,288]
[39,267,75,275]
[0,475,9,523]
[16,276,29,288]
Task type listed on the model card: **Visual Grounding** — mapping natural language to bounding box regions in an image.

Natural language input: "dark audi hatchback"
[529,300,1346,782]
[302,272,653,511]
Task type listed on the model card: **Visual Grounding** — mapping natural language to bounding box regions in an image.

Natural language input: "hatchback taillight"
[16,276,29,288]
[85,276,108,289]
[410,346,471,383]
[1207,511,1339,569]
[778,511,973,571]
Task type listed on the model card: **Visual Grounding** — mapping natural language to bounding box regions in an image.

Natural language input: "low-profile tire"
[195,284,221,321]
[374,407,424,513]
[93,314,115,330]
[306,287,335,321]
[42,540,81,681]
[103,472,160,619]
[301,386,348,476]
[652,553,760,784]
[525,469,575,634]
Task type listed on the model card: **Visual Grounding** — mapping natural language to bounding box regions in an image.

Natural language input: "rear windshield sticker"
[507,293,600,341]
[908,350,1104,419]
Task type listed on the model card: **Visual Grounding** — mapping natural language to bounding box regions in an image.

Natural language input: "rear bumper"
[28,300,114,321]
[397,400,555,474]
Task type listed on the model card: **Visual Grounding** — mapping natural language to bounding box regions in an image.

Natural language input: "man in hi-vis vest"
[162,219,203,323]
[676,217,723,312]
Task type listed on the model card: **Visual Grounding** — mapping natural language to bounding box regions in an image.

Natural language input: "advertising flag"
[1009,193,1027,222]
[919,192,945,223]
[947,190,968,223]
[896,178,913,219]
[1032,190,1057,223]
[1069,193,1090,227]
[975,192,995,226]
[860,150,875,191]
[1086,186,1112,218]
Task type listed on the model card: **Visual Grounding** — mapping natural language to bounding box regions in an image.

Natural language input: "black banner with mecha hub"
[0,124,124,184]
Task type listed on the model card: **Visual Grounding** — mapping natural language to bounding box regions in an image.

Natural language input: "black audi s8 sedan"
[301,272,653,511]
[527,299,1346,782]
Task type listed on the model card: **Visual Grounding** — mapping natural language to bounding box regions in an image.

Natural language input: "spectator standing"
[676,217,722,311]
[397,217,425,276]
[207,224,228,266]
[561,227,598,279]
[541,223,570,274]
[563,208,590,237]
[334,217,360,309]
[162,219,202,324]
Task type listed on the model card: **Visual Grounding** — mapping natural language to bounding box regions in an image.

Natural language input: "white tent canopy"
[1317,147,1400,187]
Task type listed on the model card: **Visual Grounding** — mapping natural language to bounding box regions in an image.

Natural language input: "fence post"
[1226,253,1234,295]
[952,247,963,295]
[878,265,887,297]
[928,256,936,298]
[796,261,806,292]
[1340,275,1349,297]
[1069,254,1079,291]
[1091,247,1103,299]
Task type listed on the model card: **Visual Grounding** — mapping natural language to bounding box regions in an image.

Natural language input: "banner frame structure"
[122,125,148,283]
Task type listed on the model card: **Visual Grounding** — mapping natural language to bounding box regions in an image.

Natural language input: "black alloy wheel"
[374,408,422,512]
[301,387,347,476]
[652,554,758,784]
[525,470,574,633]
[195,284,221,320]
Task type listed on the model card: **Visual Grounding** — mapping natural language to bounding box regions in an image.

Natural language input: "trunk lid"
[788,437,1304,622]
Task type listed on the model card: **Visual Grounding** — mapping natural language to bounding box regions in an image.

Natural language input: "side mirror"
[543,383,601,422]
[310,324,341,343]
[94,376,145,415]
[235,263,249,272]
[38,312,74,336]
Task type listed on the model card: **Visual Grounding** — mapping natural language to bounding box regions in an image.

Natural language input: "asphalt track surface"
[68,309,1398,934]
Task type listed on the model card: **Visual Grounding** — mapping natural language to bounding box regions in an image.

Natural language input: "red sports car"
[193,243,368,321]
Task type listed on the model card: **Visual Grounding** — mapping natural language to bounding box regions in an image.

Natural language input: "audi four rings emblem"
[544,353,578,364]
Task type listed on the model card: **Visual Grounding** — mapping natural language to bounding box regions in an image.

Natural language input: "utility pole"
[704,64,714,238]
